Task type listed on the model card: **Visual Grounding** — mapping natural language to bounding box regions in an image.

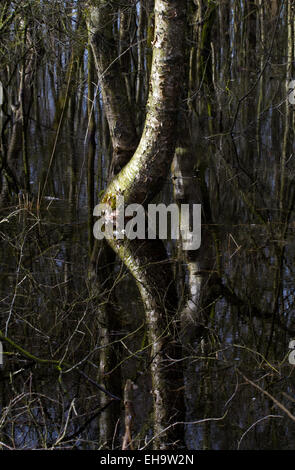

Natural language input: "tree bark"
[102,0,186,206]
[97,0,187,448]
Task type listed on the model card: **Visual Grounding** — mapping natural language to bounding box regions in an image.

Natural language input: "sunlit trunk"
[95,0,187,448]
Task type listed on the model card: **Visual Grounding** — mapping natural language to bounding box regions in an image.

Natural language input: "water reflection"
[0,0,295,450]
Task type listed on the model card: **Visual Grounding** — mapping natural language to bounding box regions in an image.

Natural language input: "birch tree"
[87,0,186,448]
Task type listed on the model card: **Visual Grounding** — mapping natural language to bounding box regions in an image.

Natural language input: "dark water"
[1,1,295,450]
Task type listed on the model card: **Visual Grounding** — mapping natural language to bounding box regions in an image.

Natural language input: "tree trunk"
[94,0,187,448]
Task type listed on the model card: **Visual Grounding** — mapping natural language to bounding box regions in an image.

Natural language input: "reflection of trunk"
[264,0,294,358]
[172,114,218,344]
[1,24,37,201]
[87,1,138,176]
[93,242,122,448]
[219,0,230,79]
[87,44,96,255]
[280,0,293,212]
[88,235,122,446]
[244,1,257,69]
[94,0,186,448]
[119,5,134,107]
[122,379,135,450]
[196,0,216,91]
[172,110,219,445]
[270,0,278,18]
[40,45,83,199]
[114,236,183,448]
[256,0,264,159]
[136,1,144,107]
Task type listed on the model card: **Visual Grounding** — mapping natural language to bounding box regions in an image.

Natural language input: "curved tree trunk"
[89,0,186,448]
[101,0,186,206]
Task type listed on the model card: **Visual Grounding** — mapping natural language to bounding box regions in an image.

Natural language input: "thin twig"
[139,410,228,450]
[237,414,282,449]
[238,371,295,423]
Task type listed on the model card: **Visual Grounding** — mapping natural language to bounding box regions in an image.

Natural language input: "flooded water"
[1,0,295,450]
